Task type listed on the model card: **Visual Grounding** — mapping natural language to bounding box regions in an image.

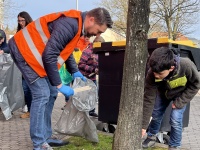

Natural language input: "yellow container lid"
[93,37,197,48]
[157,37,197,48]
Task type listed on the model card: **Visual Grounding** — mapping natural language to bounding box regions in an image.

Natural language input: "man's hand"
[172,103,177,109]
[57,84,74,97]
[72,71,86,82]
[142,129,146,138]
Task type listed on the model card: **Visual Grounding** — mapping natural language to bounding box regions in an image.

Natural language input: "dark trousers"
[22,78,32,112]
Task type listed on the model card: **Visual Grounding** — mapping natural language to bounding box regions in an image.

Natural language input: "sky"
[17,0,100,20]
[8,0,200,40]
[6,0,100,36]
[188,23,200,40]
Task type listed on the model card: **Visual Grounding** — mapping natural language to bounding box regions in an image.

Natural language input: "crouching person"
[142,47,200,150]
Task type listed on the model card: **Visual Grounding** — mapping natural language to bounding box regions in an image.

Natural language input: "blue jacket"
[8,12,86,86]
[0,30,9,53]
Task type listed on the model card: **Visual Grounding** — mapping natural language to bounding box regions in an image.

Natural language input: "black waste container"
[94,42,125,124]
[93,38,200,129]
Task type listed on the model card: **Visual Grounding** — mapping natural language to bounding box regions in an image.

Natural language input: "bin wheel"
[167,132,171,136]
[102,124,116,133]
[156,134,170,145]
[163,134,170,144]
[108,124,115,133]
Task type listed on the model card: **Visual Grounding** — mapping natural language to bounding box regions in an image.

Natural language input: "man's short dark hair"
[87,7,113,28]
[149,47,175,73]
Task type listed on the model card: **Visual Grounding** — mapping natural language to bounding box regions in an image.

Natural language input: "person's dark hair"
[17,11,33,32]
[149,47,175,73]
[0,29,6,40]
[87,7,113,28]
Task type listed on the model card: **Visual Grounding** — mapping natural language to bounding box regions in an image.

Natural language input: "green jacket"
[142,57,200,129]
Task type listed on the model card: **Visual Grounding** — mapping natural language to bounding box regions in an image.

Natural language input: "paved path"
[181,92,200,150]
[0,93,200,150]
[0,93,66,150]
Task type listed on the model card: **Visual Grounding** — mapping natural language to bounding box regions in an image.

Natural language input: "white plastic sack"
[54,78,98,142]
[72,77,98,112]
[0,54,24,120]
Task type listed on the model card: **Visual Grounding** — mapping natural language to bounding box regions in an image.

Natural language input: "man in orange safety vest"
[8,8,112,150]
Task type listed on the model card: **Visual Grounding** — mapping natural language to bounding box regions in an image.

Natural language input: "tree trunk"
[112,0,150,150]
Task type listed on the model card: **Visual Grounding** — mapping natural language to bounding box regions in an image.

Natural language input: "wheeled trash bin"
[93,38,200,134]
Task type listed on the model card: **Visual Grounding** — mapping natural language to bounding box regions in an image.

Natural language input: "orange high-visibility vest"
[76,37,90,52]
[14,10,82,77]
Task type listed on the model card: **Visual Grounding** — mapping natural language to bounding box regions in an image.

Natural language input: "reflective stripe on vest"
[14,10,82,77]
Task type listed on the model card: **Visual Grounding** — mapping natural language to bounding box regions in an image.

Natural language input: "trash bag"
[72,77,98,112]
[0,53,24,120]
[54,78,98,142]
[59,64,73,85]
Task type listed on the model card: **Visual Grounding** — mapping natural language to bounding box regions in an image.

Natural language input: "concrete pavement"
[0,93,66,150]
[0,93,200,150]
[181,92,200,150]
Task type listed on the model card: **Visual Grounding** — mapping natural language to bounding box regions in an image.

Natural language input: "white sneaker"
[22,105,28,113]
[41,142,53,150]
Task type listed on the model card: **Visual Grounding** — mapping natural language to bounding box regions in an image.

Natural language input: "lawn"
[54,133,167,150]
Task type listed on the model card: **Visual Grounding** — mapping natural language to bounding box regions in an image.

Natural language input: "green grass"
[54,133,112,150]
[54,133,167,150]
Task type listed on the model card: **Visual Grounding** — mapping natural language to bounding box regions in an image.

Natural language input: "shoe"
[22,105,28,113]
[142,136,156,148]
[41,142,53,150]
[168,146,180,150]
[47,138,69,147]
[20,112,30,118]
[89,112,98,117]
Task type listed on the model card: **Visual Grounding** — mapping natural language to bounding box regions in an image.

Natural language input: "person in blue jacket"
[0,29,9,54]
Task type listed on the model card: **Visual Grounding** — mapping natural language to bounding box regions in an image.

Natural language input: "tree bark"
[112,0,150,150]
